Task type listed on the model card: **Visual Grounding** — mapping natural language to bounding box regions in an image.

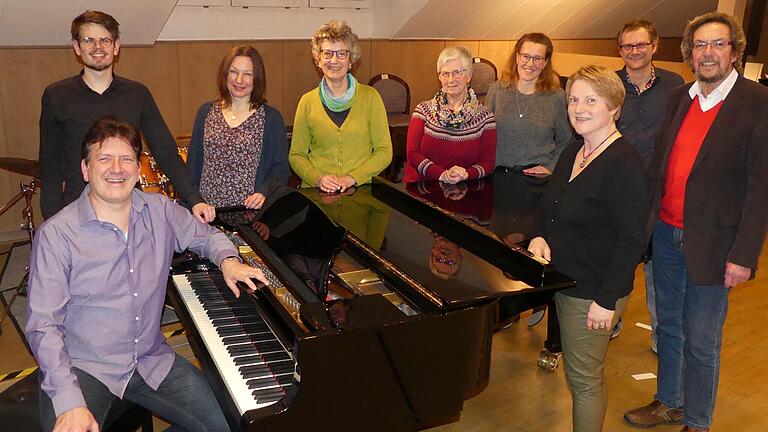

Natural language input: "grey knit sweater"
[485,82,573,170]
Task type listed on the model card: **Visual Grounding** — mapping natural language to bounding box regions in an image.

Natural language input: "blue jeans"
[644,259,658,350]
[653,221,729,429]
[40,353,230,432]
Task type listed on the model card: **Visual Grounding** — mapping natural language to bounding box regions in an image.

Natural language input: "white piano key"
[172,274,295,415]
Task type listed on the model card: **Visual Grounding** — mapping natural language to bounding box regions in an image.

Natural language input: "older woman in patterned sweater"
[404,46,497,184]
[187,45,289,214]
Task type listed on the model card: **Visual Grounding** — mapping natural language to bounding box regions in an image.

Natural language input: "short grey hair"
[436,46,473,73]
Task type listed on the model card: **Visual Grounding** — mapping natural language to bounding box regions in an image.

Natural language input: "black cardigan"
[533,136,649,309]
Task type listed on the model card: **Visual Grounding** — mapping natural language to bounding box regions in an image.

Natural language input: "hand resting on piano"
[220,257,270,298]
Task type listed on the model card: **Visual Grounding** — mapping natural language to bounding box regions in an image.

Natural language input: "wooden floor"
[1,236,767,431]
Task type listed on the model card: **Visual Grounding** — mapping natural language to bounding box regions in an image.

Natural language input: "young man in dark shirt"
[39,10,216,222]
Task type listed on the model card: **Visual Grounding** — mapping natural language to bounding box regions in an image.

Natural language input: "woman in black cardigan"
[528,65,649,432]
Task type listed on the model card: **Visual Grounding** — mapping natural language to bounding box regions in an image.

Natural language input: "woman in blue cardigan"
[188,45,289,216]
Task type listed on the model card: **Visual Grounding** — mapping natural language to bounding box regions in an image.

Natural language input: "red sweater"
[660,96,723,228]
[404,100,496,183]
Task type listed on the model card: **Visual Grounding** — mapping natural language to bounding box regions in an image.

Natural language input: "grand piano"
[167,171,574,431]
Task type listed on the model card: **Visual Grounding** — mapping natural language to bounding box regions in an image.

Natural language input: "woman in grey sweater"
[486,33,572,176]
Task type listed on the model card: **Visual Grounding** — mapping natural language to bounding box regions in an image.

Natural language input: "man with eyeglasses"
[624,12,768,432]
[39,10,215,222]
[613,20,683,346]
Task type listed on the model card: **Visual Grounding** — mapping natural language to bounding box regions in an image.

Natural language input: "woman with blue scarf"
[289,20,393,193]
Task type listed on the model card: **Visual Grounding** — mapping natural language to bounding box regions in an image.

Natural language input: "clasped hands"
[439,165,469,184]
[317,175,357,193]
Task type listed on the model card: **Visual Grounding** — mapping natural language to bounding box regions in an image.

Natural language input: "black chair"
[0,370,154,432]
[471,57,498,104]
[369,73,412,182]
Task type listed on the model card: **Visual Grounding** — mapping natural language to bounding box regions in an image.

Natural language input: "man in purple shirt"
[27,117,267,432]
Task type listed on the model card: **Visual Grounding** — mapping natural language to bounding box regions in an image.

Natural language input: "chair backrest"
[369,74,411,114]
[471,58,498,102]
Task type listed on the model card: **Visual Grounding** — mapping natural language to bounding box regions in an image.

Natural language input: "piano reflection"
[168,176,574,431]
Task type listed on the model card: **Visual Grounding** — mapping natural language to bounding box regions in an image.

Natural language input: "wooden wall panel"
[242,41,286,118]
[477,40,512,76]
[0,48,75,232]
[446,40,480,58]
[282,41,322,126]
[355,39,372,85]
[177,41,233,135]
[369,40,444,109]
[118,44,182,134]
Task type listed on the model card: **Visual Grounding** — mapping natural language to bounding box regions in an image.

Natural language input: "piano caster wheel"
[537,349,560,371]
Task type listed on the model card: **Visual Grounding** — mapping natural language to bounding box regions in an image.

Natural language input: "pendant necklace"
[580,130,618,169]
[515,88,536,118]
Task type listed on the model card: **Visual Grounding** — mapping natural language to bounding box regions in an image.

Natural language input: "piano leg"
[538,298,562,371]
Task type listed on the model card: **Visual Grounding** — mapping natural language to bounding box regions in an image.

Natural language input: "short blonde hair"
[566,65,626,120]
[436,46,473,73]
[311,20,361,64]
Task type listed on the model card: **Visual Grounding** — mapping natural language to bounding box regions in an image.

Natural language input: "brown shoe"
[624,400,683,427]
[680,427,709,431]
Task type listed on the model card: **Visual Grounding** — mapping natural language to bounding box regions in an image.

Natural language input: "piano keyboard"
[172,271,295,415]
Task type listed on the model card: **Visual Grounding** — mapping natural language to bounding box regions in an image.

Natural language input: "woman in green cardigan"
[289,20,393,192]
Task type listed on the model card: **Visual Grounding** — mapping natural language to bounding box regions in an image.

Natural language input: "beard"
[694,57,728,84]
[82,51,113,72]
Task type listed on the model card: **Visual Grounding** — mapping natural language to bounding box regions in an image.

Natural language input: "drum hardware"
[537,348,561,371]
[0,158,38,340]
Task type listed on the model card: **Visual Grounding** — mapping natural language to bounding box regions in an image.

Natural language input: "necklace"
[515,89,536,118]
[580,130,618,168]
[224,103,250,121]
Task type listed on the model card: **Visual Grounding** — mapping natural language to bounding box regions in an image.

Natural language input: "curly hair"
[310,20,361,65]
[499,33,560,93]
[681,11,746,74]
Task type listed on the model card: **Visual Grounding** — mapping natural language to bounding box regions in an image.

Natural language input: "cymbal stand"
[0,177,38,339]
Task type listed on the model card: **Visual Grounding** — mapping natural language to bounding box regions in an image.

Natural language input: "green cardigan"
[289,83,393,187]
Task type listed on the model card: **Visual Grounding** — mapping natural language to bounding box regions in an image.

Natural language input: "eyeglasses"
[692,39,733,51]
[438,68,466,80]
[619,41,652,52]
[321,49,349,60]
[518,53,546,66]
[432,254,458,266]
[79,37,114,47]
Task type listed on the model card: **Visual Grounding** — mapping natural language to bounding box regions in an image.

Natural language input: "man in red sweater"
[624,12,768,432]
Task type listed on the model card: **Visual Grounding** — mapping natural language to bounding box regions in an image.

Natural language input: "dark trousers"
[40,353,230,432]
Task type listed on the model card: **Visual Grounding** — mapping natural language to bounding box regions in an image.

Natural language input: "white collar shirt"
[688,68,739,112]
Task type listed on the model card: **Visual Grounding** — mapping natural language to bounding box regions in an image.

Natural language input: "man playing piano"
[26,117,267,432]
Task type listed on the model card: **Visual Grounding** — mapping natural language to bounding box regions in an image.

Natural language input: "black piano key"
[222,333,275,345]
[268,362,295,374]
[246,376,278,389]
[252,388,285,399]
[226,340,281,355]
[263,351,292,362]
[255,395,283,404]
[233,355,263,366]
[241,369,272,379]
[211,315,262,327]
[247,374,292,389]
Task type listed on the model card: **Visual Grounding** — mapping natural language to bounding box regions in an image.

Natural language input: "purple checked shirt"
[26,187,237,416]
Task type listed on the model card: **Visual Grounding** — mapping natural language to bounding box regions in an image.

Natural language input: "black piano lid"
[214,186,347,305]
[372,175,574,289]
[300,185,572,309]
